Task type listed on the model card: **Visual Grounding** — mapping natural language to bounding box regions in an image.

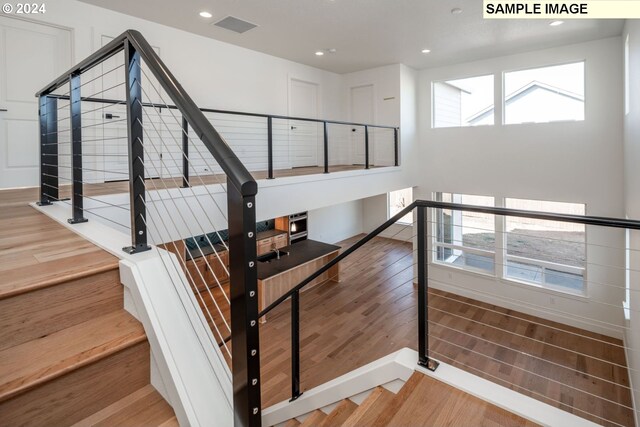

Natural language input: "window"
[389,188,413,224]
[434,193,495,274]
[505,198,585,294]
[504,61,585,124]
[433,75,494,128]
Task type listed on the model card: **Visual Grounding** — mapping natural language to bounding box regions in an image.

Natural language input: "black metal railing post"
[417,205,438,371]
[290,289,301,401]
[228,182,262,427]
[323,121,329,174]
[267,116,274,179]
[364,125,370,169]
[67,72,88,224]
[394,128,399,167]
[123,40,150,254]
[38,95,58,206]
[182,116,189,188]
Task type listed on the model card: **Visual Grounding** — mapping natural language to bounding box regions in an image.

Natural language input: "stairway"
[283,372,539,427]
[0,205,177,427]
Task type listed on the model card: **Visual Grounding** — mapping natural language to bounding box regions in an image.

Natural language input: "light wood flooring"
[255,235,634,427]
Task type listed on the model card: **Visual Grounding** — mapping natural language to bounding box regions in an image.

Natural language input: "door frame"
[287,76,322,169]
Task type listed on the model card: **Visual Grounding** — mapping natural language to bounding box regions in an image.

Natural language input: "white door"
[99,35,164,182]
[349,85,374,165]
[0,17,71,189]
[289,79,319,168]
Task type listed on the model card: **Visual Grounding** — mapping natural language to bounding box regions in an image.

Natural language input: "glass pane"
[437,246,495,274]
[436,193,495,252]
[389,188,413,224]
[505,198,585,291]
[433,75,494,128]
[504,62,585,124]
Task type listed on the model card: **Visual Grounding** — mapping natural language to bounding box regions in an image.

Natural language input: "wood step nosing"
[0,262,120,301]
[0,332,146,403]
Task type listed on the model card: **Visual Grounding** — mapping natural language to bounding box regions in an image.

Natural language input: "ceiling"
[79,0,624,74]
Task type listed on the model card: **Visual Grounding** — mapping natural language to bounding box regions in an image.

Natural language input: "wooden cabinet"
[206,250,229,284]
[256,231,288,256]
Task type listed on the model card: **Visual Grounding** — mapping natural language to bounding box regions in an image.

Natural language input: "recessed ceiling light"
[315,51,325,56]
[421,49,431,54]
[328,48,337,53]
[549,20,564,26]
[451,7,463,14]
[199,11,213,18]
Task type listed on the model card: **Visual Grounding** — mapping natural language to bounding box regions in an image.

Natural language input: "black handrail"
[267,199,640,401]
[261,200,640,317]
[36,30,256,197]
[36,30,262,427]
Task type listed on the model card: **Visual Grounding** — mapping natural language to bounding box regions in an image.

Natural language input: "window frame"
[431,74,496,129]
[430,193,589,298]
[501,60,587,126]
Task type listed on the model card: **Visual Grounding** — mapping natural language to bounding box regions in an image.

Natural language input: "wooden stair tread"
[386,372,539,427]
[0,309,145,402]
[283,418,301,427]
[300,410,327,427]
[342,386,395,427]
[368,373,423,427]
[0,204,119,300]
[319,399,357,426]
[72,385,177,427]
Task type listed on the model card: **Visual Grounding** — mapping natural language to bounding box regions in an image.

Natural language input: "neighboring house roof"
[440,81,472,94]
[466,81,584,124]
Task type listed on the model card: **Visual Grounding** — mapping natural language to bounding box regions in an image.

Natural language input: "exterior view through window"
[389,188,414,224]
[433,75,494,128]
[504,61,585,124]
[505,198,586,294]
[434,193,495,273]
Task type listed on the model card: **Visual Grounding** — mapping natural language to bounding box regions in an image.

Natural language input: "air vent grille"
[213,16,258,34]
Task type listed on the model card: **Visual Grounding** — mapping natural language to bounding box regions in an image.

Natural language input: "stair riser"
[0,268,122,352]
[0,341,150,427]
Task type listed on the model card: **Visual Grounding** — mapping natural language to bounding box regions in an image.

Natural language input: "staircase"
[0,204,177,426]
[282,372,539,427]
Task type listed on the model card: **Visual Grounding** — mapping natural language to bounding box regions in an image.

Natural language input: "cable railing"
[258,199,640,427]
[35,30,262,427]
[41,93,399,185]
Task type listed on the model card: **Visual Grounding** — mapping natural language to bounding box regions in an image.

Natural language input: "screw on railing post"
[365,125,370,169]
[122,40,150,254]
[182,116,189,188]
[394,128,399,167]
[38,95,58,206]
[323,121,329,174]
[290,289,302,401]
[67,73,88,224]
[267,116,274,179]
[417,205,438,372]
[228,182,262,427]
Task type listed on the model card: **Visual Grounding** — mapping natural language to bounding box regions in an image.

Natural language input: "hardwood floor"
[0,165,385,207]
[255,235,634,427]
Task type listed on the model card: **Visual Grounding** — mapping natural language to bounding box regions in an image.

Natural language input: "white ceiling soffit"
[78,0,623,74]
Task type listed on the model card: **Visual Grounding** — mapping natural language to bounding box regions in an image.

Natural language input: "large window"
[389,188,413,224]
[434,193,495,274]
[433,75,494,128]
[504,62,585,124]
[505,198,586,294]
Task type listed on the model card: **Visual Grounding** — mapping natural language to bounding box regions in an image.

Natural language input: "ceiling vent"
[213,16,258,34]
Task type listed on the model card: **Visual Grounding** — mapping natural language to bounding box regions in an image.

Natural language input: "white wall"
[416,37,627,337]
[623,19,640,427]
[307,199,363,244]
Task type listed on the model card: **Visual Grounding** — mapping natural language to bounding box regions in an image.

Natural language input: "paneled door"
[0,16,71,189]
[289,78,319,168]
[349,84,374,166]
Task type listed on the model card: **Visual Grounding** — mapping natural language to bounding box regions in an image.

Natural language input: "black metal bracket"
[418,358,440,372]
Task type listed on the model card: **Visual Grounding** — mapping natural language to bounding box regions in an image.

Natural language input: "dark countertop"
[257,239,341,280]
